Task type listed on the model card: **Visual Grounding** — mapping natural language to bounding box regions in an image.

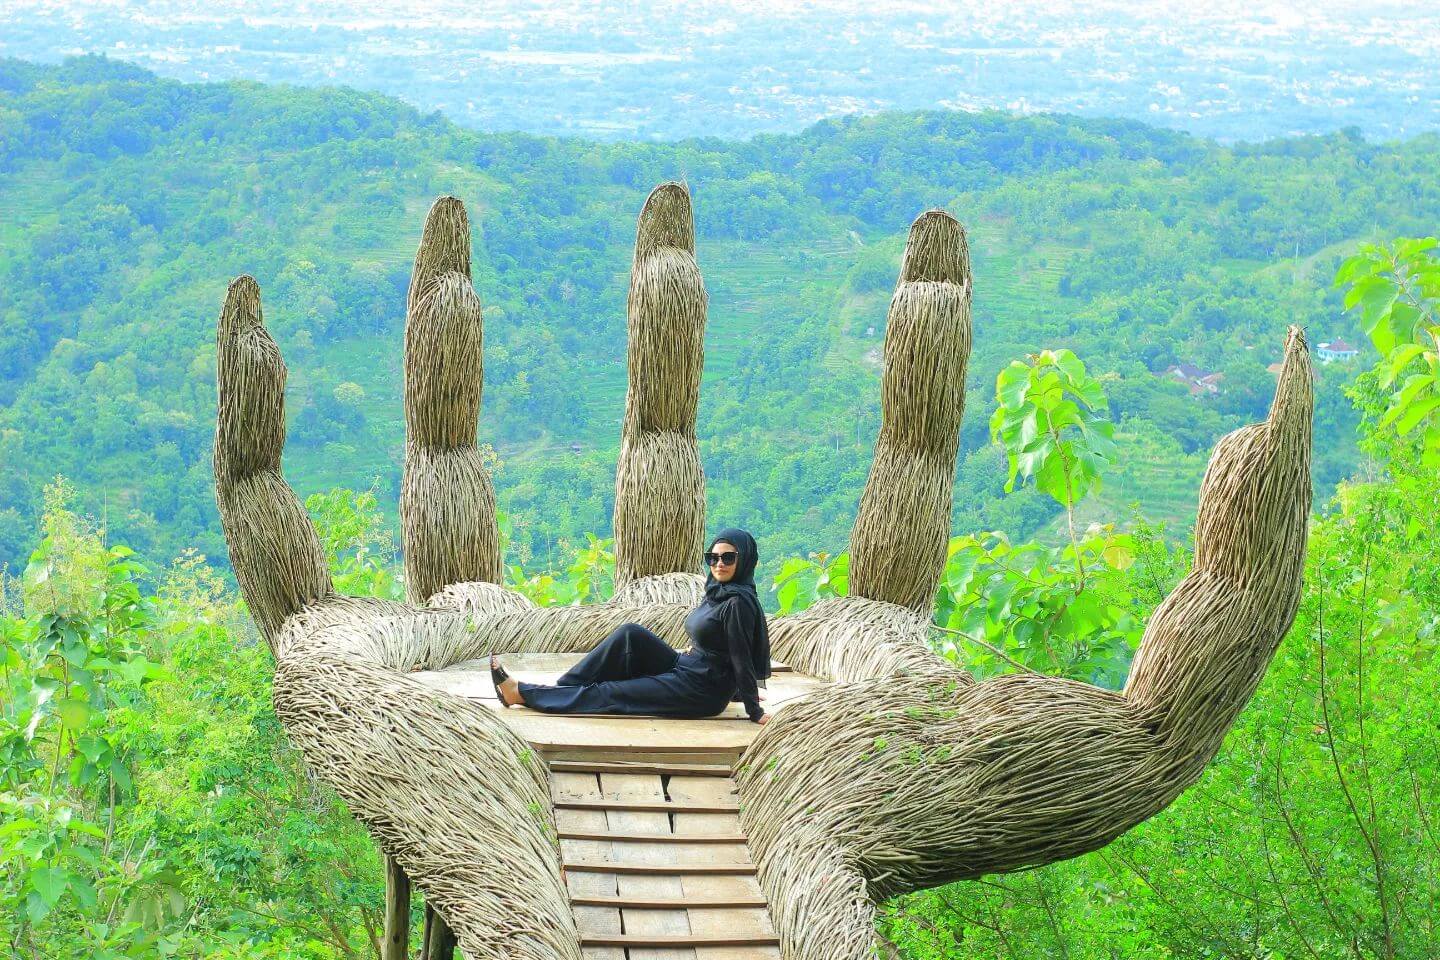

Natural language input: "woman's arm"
[721,598,765,722]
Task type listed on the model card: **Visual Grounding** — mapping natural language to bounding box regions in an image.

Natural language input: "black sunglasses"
[704,550,739,567]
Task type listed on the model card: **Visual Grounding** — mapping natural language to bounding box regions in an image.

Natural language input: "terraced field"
[0,164,62,244]
[1047,429,1211,541]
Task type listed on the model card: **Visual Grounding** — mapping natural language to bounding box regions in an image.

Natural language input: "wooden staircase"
[409,652,817,956]
[549,755,781,959]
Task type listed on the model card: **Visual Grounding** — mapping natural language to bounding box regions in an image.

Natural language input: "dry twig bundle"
[612,183,708,589]
[213,185,1312,958]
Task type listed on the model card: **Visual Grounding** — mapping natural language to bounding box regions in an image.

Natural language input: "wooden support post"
[383,855,411,960]
[421,903,457,960]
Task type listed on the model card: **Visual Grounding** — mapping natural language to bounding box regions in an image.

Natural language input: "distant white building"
[1317,338,1359,364]
[1164,362,1224,396]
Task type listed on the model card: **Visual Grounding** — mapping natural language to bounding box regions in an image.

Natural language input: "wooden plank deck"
[409,652,823,755]
[409,652,807,958]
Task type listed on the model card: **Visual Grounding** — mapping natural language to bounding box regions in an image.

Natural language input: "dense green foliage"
[2,58,1438,956]
[5,57,1436,594]
[4,304,1435,955]
[1335,237,1440,469]
[5,285,1438,957]
[1,482,385,958]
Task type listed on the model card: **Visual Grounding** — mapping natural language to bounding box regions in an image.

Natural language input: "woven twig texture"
[213,188,1312,959]
[613,183,708,589]
[400,197,502,604]
[736,328,1313,958]
[848,210,973,613]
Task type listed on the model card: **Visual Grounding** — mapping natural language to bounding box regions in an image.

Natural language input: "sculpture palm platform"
[423,652,822,751]
[212,182,1313,959]
[418,651,824,955]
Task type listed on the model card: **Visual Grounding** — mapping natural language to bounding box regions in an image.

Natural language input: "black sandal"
[490,654,515,708]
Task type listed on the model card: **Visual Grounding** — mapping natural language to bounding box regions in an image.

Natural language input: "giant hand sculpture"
[213,182,1312,958]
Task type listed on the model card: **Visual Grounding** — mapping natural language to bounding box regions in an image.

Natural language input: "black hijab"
[703,527,772,686]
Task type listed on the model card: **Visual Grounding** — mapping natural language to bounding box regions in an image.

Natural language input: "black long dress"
[515,596,766,722]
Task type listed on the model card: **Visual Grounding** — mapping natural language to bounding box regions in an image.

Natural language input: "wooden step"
[546,748,744,765]
[570,894,768,909]
[555,798,739,814]
[547,745,779,954]
[550,760,733,777]
[559,829,747,843]
[582,933,779,947]
[538,737,747,755]
[563,860,757,875]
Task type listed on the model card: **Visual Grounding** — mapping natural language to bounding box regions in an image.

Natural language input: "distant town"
[2,0,1435,144]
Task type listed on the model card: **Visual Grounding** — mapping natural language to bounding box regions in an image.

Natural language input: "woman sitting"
[491,527,771,724]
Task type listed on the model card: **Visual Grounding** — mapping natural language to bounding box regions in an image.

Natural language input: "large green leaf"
[1053,349,1086,382]
[1380,374,1435,429]
[1382,342,1428,387]
[996,361,1031,409]
[1332,248,1386,287]
[56,697,91,731]
[1343,272,1392,310]
[30,864,70,908]
[1395,394,1440,436]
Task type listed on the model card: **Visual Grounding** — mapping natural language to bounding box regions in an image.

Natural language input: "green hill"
[2,55,1430,579]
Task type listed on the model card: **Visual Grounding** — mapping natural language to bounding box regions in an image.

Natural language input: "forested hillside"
[5,52,1440,960]
[5,247,1438,956]
[4,55,1439,589]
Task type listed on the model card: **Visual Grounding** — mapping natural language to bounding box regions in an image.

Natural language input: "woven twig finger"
[213,275,333,649]
[400,197,503,604]
[848,210,973,612]
[613,182,708,588]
